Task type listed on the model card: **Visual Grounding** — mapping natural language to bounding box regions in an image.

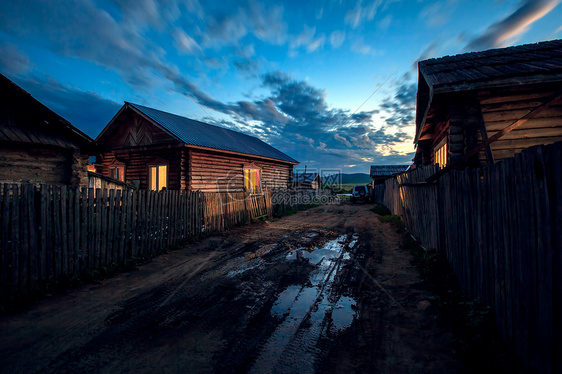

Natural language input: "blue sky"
[1,0,561,173]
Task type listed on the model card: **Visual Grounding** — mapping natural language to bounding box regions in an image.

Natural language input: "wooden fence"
[0,187,273,297]
[373,141,562,373]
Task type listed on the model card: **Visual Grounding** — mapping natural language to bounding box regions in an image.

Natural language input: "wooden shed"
[292,172,322,190]
[370,165,410,185]
[0,73,95,186]
[95,102,298,192]
[414,39,562,168]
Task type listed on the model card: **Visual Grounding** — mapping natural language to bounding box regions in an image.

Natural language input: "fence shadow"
[372,141,562,374]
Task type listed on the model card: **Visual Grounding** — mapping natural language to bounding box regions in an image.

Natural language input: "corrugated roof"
[128,102,298,164]
[419,39,562,91]
[370,165,410,177]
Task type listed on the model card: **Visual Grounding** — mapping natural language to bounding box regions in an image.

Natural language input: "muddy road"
[0,203,465,373]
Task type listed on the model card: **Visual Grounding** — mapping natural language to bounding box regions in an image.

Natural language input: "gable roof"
[99,102,298,164]
[0,73,95,149]
[370,165,410,177]
[416,39,562,143]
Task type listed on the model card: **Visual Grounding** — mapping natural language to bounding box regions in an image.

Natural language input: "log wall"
[0,144,88,186]
[96,148,183,190]
[189,149,292,192]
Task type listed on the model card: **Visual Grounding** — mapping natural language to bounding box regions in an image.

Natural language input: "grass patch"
[378,214,400,223]
[370,204,400,223]
[371,204,391,216]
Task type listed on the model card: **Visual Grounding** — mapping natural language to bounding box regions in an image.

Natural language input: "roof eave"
[183,144,299,165]
[414,66,434,145]
[431,72,562,95]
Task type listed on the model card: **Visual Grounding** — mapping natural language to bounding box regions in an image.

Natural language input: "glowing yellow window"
[149,165,168,191]
[434,138,448,168]
[244,168,261,192]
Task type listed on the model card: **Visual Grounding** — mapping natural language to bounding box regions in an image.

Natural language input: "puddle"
[226,258,264,277]
[286,235,347,266]
[250,234,358,374]
[331,296,356,330]
[270,285,301,318]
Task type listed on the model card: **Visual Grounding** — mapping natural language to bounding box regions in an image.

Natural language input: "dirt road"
[0,203,466,373]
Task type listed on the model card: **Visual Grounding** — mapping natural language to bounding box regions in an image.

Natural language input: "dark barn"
[0,74,94,186]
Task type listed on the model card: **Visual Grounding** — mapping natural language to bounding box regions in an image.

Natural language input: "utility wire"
[341,61,405,127]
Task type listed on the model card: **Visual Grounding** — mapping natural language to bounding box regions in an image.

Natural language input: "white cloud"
[291,25,326,53]
[329,31,346,48]
[173,28,202,54]
[334,133,353,147]
[378,14,392,29]
[345,0,384,29]
[465,0,561,50]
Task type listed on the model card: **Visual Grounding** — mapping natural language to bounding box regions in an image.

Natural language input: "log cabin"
[95,102,298,192]
[292,172,322,190]
[0,73,95,186]
[414,39,562,168]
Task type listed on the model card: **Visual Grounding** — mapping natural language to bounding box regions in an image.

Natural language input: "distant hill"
[321,173,371,186]
[340,173,371,185]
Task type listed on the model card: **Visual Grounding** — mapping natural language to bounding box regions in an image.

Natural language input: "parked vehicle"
[351,185,369,203]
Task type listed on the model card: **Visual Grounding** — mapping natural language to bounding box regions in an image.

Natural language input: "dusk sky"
[1,0,561,173]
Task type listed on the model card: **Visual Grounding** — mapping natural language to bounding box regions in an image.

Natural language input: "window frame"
[109,166,125,182]
[148,164,168,191]
[434,137,448,168]
[244,167,262,193]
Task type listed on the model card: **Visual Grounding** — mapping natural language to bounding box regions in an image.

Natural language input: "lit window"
[110,166,125,182]
[244,168,261,192]
[149,165,168,191]
[434,138,448,168]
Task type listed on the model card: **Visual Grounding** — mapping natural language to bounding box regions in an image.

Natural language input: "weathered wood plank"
[71,186,80,276]
[1,185,10,295]
[19,184,29,292]
[10,185,20,293]
[80,187,88,273]
[108,189,116,265]
[87,188,95,271]
[113,190,123,264]
[60,185,68,277]
[94,188,101,269]
[52,185,61,281]
[100,188,108,267]
[131,190,138,257]
[530,145,553,374]
[118,189,126,264]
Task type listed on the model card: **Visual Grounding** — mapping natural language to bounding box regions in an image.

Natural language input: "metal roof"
[128,102,298,164]
[370,165,410,177]
[418,39,562,92]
